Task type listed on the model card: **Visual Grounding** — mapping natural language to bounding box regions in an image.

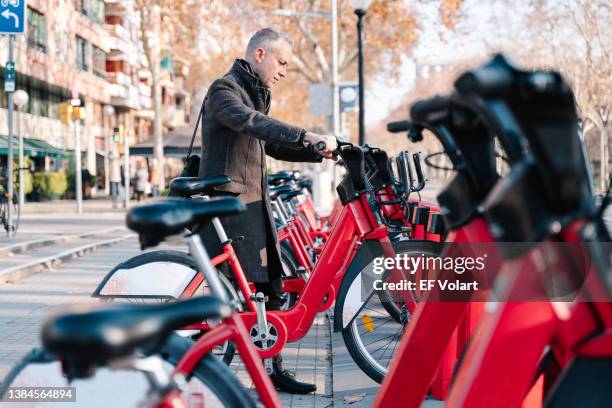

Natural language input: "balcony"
[0,108,73,150]
[138,67,151,81]
[140,95,152,109]
[107,71,131,87]
[106,23,131,43]
[107,84,141,110]
[107,83,127,98]
[104,1,128,17]
[138,82,151,97]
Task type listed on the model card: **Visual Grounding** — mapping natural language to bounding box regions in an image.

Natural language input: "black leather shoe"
[270,370,317,394]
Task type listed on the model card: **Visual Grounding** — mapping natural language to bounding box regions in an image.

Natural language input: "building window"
[76,36,89,71]
[26,87,49,118]
[27,8,47,53]
[48,93,63,120]
[92,45,106,78]
[75,0,104,24]
[175,96,184,110]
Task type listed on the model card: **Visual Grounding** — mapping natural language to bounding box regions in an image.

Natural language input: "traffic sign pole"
[6,34,15,237]
[2,0,28,237]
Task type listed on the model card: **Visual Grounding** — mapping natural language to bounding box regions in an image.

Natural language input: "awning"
[0,135,71,158]
[130,126,199,158]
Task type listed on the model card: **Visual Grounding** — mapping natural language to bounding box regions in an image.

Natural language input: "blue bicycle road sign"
[0,0,27,35]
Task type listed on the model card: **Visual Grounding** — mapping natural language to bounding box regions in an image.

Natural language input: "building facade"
[0,0,190,195]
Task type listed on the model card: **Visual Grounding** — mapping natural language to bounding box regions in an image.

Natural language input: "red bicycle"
[376,55,610,407]
[0,142,439,407]
[444,55,611,408]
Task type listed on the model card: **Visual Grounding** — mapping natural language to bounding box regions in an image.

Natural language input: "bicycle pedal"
[296,267,310,281]
[250,292,268,303]
[264,358,273,375]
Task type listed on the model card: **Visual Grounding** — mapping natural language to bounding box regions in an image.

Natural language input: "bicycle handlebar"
[386,120,412,133]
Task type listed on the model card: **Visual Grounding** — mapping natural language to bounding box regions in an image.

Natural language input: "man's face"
[251,40,292,89]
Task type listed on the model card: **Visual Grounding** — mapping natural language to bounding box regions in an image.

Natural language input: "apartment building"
[0,0,190,194]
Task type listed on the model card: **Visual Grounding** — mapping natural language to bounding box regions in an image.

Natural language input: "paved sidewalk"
[0,236,336,408]
[0,199,128,250]
[231,314,333,408]
[0,238,142,379]
[329,316,443,408]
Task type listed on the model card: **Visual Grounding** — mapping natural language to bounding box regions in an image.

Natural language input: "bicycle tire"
[0,334,255,408]
[338,243,440,383]
[160,334,255,408]
[280,243,299,309]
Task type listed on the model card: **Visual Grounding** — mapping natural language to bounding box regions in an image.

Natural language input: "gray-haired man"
[198,28,336,394]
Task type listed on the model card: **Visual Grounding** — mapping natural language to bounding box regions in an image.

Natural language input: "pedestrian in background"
[134,163,148,202]
[109,149,122,208]
[81,167,92,199]
[149,161,161,197]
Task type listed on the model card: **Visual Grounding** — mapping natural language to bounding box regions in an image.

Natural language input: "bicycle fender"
[333,240,385,332]
[92,250,198,300]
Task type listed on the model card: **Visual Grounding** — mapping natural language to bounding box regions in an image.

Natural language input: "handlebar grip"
[410,96,451,122]
[386,120,412,133]
[315,141,326,151]
[411,152,426,192]
[454,55,515,96]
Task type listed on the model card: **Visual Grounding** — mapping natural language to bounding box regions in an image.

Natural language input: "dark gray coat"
[198,59,321,282]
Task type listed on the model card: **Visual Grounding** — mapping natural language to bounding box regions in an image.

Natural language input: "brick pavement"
[0,236,335,408]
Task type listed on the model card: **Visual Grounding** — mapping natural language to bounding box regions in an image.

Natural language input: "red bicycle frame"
[445,220,612,408]
[173,192,396,408]
[374,216,495,407]
[184,192,411,360]
[174,312,283,408]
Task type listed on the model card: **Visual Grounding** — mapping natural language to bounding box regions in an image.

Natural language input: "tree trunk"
[140,5,165,191]
[600,124,610,190]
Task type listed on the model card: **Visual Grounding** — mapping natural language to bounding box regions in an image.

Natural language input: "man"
[198,28,336,394]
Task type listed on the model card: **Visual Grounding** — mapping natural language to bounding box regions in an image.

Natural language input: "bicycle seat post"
[110,355,176,405]
[185,233,230,303]
[195,195,230,244]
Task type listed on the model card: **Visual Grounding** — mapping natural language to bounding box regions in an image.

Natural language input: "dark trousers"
[254,278,284,311]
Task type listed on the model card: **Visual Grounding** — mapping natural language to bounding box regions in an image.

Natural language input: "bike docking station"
[0,52,609,408]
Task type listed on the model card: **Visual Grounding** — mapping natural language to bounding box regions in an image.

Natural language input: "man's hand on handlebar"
[304,132,338,159]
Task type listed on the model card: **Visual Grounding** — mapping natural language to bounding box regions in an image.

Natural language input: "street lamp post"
[272,2,340,212]
[13,90,29,212]
[102,105,115,197]
[350,0,372,146]
[272,2,339,135]
[72,99,83,215]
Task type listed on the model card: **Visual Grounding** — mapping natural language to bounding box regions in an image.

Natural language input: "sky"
[365,0,529,125]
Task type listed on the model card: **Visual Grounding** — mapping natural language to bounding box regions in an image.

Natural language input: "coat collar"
[230,59,268,91]
[229,59,270,112]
